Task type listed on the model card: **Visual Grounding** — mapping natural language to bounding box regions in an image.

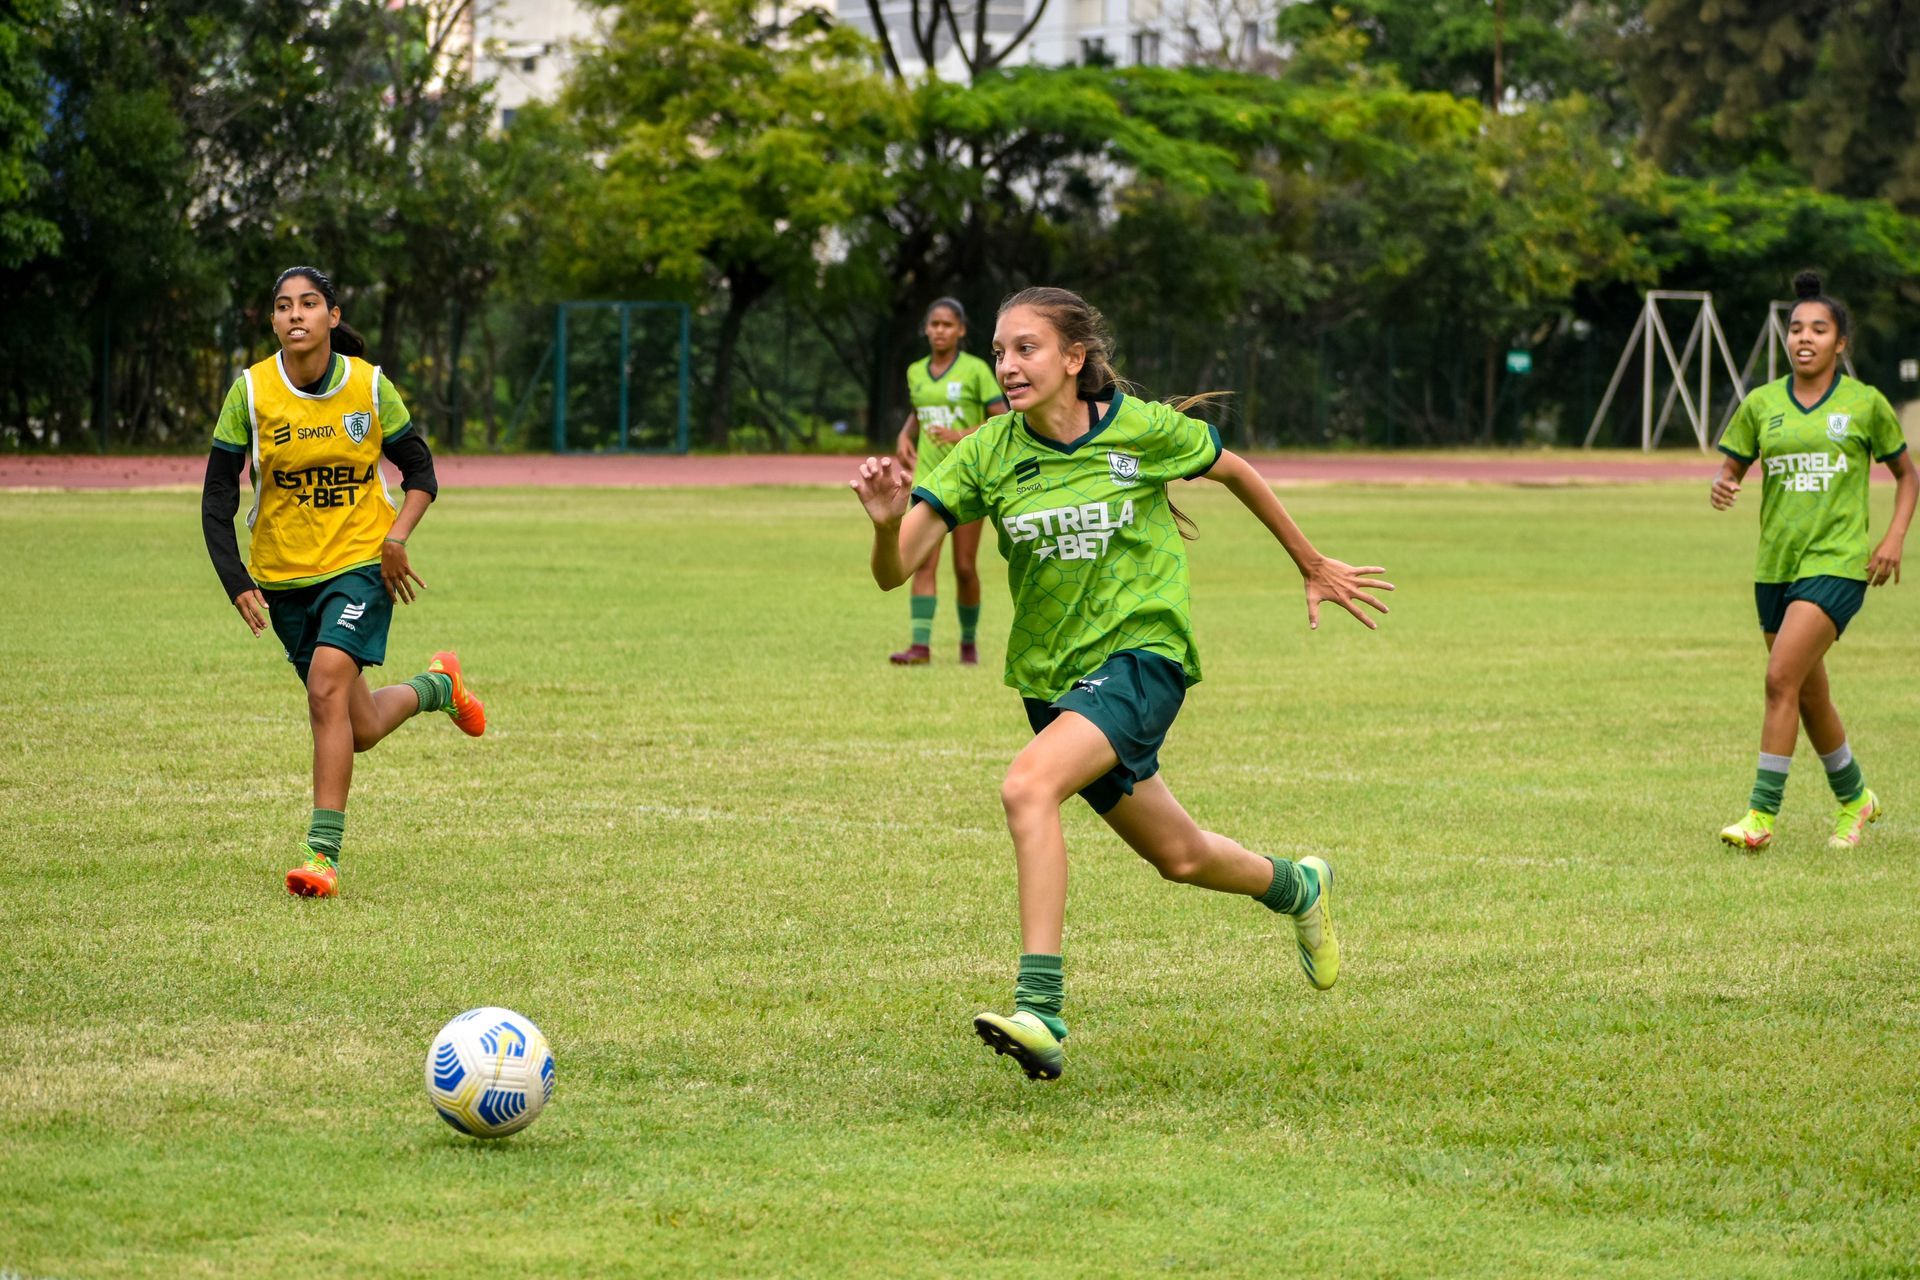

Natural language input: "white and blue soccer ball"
[424,1007,555,1138]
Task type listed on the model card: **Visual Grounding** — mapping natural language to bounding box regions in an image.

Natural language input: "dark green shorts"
[1023,649,1187,814]
[1754,575,1868,638]
[265,564,391,683]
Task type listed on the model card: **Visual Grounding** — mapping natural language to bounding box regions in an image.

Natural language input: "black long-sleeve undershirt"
[200,427,440,601]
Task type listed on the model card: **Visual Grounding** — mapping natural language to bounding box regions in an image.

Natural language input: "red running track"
[0,451,1735,491]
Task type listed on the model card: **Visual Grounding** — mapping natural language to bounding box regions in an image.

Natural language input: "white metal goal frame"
[1583,291,1745,451]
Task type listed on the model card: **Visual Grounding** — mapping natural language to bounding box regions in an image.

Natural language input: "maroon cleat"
[890,644,931,665]
[959,642,979,666]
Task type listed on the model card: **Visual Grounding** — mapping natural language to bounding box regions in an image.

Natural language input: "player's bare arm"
[1203,448,1394,630]
[1868,448,1917,585]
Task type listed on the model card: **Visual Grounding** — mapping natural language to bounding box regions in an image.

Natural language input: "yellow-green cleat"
[972,1010,1063,1081]
[1293,856,1339,991]
[1719,809,1774,852]
[1828,789,1882,849]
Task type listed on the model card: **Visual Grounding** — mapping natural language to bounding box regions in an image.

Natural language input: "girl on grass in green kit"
[1713,270,1916,851]
[888,298,1007,666]
[200,266,487,898]
[850,286,1392,1081]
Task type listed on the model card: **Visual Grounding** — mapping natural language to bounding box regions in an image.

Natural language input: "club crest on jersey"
[343,410,371,443]
[1827,413,1850,442]
[1107,451,1139,486]
[947,383,963,402]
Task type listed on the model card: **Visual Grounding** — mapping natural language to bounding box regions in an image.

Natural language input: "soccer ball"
[424,1007,555,1138]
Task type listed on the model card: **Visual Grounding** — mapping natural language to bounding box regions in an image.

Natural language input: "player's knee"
[954,567,981,594]
[1000,765,1058,818]
[1763,667,1802,706]
[1148,837,1209,884]
[306,676,350,721]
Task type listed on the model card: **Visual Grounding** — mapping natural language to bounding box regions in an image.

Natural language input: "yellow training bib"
[243,353,395,587]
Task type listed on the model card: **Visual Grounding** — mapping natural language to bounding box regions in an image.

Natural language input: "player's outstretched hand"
[1868,537,1903,587]
[382,539,425,604]
[233,588,268,637]
[1304,559,1394,631]
[1710,476,1740,510]
[850,455,912,526]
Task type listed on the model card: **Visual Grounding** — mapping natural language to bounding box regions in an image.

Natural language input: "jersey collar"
[1020,392,1125,454]
[276,351,350,400]
[926,352,959,380]
[1785,370,1842,415]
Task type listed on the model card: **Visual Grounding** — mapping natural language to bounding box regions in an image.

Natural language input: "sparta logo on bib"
[344,410,372,443]
[1108,451,1139,486]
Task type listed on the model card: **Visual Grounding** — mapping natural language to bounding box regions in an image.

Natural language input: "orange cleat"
[286,847,339,898]
[429,650,486,737]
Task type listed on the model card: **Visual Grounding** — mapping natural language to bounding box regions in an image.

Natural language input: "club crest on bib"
[343,410,372,443]
[1826,413,1850,443]
[1107,451,1140,486]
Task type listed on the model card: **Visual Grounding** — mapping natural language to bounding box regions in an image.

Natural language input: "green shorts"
[265,564,391,683]
[1754,575,1867,638]
[1022,649,1187,814]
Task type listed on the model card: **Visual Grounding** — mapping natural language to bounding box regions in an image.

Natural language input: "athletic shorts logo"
[1072,675,1108,692]
[273,423,292,446]
[336,601,367,632]
[1013,457,1043,494]
[343,411,372,444]
[1827,413,1851,442]
[1108,451,1139,486]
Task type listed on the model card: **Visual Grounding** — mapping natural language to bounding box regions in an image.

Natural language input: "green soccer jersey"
[912,392,1224,701]
[907,351,1003,487]
[1718,374,1907,583]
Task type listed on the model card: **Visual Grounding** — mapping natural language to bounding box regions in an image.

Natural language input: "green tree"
[0,0,58,270]
[1277,0,1636,111]
[558,0,907,446]
[1628,0,1920,211]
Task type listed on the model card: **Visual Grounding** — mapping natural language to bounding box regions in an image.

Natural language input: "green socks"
[1014,953,1067,1041]
[404,670,453,714]
[306,808,345,863]
[1820,742,1865,804]
[1750,752,1791,816]
[958,602,981,645]
[910,594,937,646]
[1257,856,1318,915]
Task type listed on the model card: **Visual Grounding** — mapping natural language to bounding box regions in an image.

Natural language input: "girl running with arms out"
[850,287,1392,1080]
[1714,270,1915,851]
[889,298,1007,665]
[200,266,486,898]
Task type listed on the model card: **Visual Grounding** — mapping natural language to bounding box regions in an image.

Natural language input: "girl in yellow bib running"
[200,266,486,898]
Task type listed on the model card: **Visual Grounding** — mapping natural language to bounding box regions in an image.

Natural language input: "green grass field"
[4,480,1918,1278]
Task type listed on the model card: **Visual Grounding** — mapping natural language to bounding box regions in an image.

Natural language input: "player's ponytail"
[272,264,370,359]
[1791,269,1851,342]
[331,319,368,358]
